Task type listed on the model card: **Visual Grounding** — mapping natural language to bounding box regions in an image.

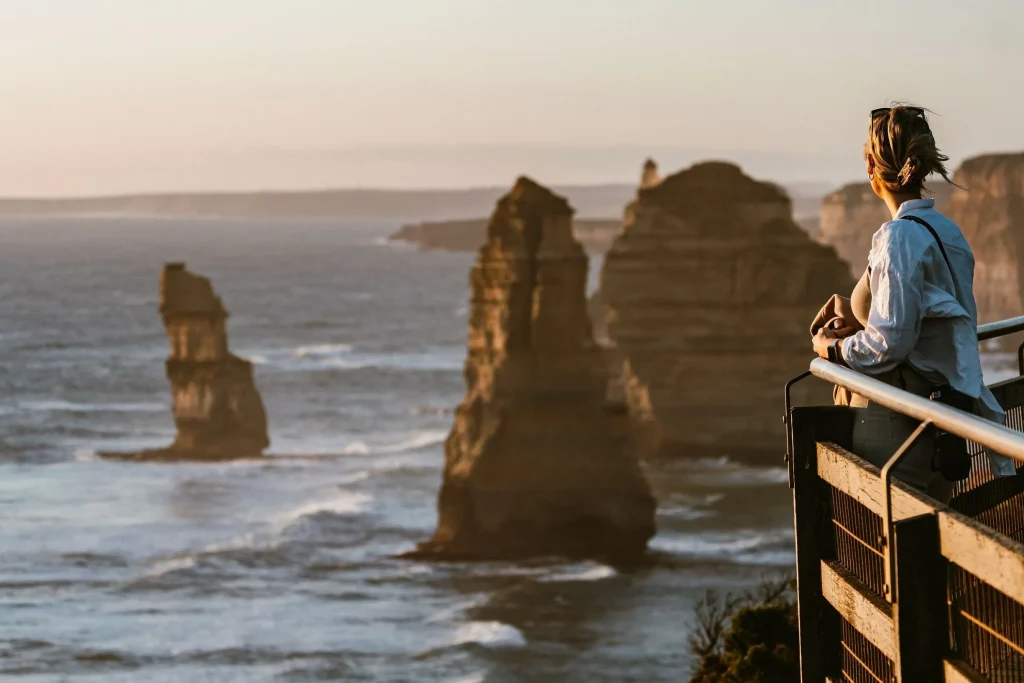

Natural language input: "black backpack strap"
[901,214,960,299]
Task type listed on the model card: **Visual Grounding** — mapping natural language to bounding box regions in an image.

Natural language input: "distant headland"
[0,180,829,224]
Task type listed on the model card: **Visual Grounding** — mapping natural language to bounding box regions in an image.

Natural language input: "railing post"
[792,406,851,682]
[893,514,948,683]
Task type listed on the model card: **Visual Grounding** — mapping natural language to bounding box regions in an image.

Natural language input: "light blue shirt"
[840,198,1016,476]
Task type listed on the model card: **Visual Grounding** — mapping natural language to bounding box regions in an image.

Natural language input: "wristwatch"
[826,338,843,365]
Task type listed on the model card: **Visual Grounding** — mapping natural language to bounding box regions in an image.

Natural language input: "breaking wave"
[451,621,527,649]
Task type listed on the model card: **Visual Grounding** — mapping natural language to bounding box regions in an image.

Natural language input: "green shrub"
[688,576,799,683]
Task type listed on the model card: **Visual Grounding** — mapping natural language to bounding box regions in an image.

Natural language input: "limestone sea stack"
[818,181,952,277]
[414,177,656,562]
[946,153,1024,325]
[103,263,269,460]
[596,161,854,462]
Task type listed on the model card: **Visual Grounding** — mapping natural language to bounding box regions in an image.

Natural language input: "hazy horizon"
[3,0,1023,196]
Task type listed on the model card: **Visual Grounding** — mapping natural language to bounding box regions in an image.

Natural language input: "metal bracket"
[880,419,933,603]
[1017,340,1024,376]
[784,370,813,489]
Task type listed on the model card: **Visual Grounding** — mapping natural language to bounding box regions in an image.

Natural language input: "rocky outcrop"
[595,161,854,462]
[103,263,269,461]
[946,153,1024,325]
[818,181,953,276]
[413,177,656,562]
[388,217,622,253]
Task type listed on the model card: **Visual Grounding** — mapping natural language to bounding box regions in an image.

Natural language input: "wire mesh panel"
[950,564,1024,682]
[840,618,894,683]
[830,486,885,597]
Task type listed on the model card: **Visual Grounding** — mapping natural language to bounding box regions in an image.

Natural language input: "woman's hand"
[812,327,837,359]
[810,295,864,338]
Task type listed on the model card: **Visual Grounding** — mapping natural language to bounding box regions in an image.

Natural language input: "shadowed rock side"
[411,177,656,563]
[818,180,952,276]
[946,153,1024,326]
[102,263,269,461]
[595,161,854,463]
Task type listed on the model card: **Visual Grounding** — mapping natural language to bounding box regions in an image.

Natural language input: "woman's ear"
[865,154,875,178]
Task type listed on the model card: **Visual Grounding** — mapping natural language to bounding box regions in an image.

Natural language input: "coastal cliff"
[946,153,1024,325]
[103,263,269,460]
[817,181,952,276]
[414,177,656,562]
[595,161,852,462]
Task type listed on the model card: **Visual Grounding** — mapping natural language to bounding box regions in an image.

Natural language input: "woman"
[810,105,1014,501]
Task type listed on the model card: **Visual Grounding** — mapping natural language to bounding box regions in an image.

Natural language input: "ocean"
[3,216,1005,683]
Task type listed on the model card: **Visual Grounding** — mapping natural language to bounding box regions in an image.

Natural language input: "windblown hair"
[864,105,957,194]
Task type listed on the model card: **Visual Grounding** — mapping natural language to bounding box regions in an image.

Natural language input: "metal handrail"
[809,358,1024,463]
[977,315,1024,341]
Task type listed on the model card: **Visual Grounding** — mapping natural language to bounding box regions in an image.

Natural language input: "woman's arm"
[839,223,926,373]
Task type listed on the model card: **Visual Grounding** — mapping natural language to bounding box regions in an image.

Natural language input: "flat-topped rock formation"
[818,180,953,276]
[946,153,1024,325]
[595,160,853,463]
[102,263,269,461]
[412,177,656,562]
[388,217,622,253]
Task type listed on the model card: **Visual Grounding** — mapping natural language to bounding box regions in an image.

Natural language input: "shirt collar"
[895,198,935,218]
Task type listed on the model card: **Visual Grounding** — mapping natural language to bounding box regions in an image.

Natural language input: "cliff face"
[946,153,1024,325]
[818,181,953,276]
[416,177,656,562]
[596,161,853,462]
[104,263,269,460]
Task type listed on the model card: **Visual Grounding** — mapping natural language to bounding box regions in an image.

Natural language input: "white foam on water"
[658,506,717,521]
[144,555,198,578]
[273,491,373,531]
[249,355,269,365]
[426,596,487,624]
[74,448,99,463]
[19,399,167,414]
[342,441,371,455]
[336,470,371,485]
[652,527,793,565]
[294,343,354,358]
[202,533,259,554]
[451,621,527,649]
[448,674,486,683]
[539,562,617,583]
[378,430,447,454]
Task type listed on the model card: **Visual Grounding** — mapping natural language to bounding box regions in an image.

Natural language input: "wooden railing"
[790,367,1024,682]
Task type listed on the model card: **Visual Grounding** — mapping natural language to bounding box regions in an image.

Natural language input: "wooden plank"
[817,442,938,520]
[792,407,847,682]
[893,514,948,682]
[821,559,896,659]
[944,659,989,683]
[939,508,1024,605]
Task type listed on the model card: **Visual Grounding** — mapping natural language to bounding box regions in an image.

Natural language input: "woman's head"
[864,105,954,198]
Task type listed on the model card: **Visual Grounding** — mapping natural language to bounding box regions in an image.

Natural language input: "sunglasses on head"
[871,106,925,120]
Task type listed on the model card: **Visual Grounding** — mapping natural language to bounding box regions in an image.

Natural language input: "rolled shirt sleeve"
[840,223,925,373]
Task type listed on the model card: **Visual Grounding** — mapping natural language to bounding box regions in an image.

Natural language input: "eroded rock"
[103,263,269,461]
[946,153,1024,325]
[412,177,656,562]
[595,161,853,462]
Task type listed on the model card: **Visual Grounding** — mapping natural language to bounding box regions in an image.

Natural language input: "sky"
[1,0,1023,196]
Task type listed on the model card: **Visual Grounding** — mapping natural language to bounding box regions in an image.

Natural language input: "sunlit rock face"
[818,181,953,277]
[415,177,656,562]
[104,263,269,461]
[595,161,853,463]
[946,153,1024,326]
